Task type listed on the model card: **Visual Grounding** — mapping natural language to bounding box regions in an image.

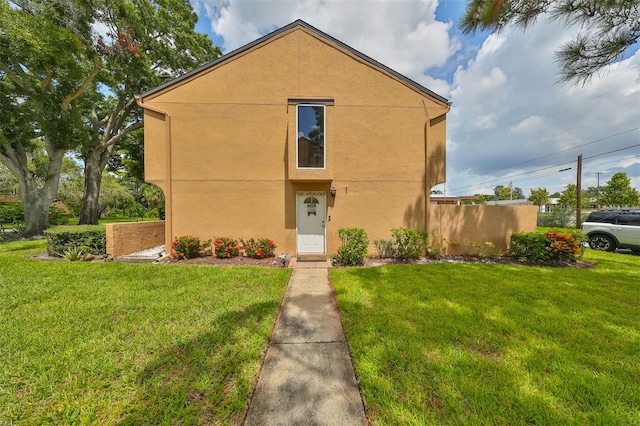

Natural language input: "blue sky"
[190,0,639,197]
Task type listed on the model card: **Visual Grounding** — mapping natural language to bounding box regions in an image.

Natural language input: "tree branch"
[41,65,53,95]
[104,120,143,149]
[61,54,101,116]
[0,60,29,92]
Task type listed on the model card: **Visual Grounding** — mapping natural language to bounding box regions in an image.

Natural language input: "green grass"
[0,240,290,425]
[331,250,640,425]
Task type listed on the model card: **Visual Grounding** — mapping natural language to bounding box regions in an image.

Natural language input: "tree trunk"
[78,148,111,225]
[0,144,65,237]
[20,181,52,236]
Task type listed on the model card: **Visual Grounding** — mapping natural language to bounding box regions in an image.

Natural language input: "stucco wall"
[141,26,449,256]
[428,205,538,255]
[105,221,165,258]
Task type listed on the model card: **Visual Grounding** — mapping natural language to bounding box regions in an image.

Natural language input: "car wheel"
[588,234,616,252]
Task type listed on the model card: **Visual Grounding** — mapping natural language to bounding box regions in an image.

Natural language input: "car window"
[587,212,616,223]
[616,215,640,226]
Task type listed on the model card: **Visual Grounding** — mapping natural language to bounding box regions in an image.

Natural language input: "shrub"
[0,204,67,226]
[391,228,428,259]
[426,230,446,259]
[213,237,240,259]
[241,238,276,259]
[48,206,69,226]
[507,230,584,263]
[171,235,211,260]
[0,203,23,224]
[465,241,500,259]
[551,206,575,227]
[62,246,87,262]
[537,213,555,227]
[44,226,106,257]
[374,228,428,259]
[333,228,368,266]
[373,239,395,258]
[546,229,585,262]
[507,232,551,263]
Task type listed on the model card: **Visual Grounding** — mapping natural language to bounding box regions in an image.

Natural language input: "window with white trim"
[297,105,325,169]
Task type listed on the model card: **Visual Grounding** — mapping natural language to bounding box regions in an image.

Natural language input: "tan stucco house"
[137,20,452,256]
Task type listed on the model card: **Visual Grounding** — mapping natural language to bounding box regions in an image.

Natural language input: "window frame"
[296,103,327,170]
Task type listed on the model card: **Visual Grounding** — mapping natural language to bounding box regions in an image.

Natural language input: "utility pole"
[595,172,603,207]
[576,155,583,229]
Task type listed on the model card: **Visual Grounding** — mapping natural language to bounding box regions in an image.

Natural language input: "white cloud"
[447,19,640,196]
[619,156,640,168]
[474,114,498,130]
[510,115,543,134]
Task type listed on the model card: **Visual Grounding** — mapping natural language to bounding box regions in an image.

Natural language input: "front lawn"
[0,240,290,424]
[331,250,640,425]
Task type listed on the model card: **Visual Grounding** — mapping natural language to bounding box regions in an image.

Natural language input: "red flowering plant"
[171,235,211,260]
[241,238,277,259]
[545,230,585,263]
[213,237,241,259]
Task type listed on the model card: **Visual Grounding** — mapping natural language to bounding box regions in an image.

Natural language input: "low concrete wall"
[106,221,165,258]
[428,205,538,255]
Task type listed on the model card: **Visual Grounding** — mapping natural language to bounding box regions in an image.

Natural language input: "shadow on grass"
[333,265,640,424]
[118,301,280,425]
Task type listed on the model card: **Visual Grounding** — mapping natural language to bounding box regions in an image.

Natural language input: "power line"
[494,127,639,172]
[584,155,639,171]
[450,127,639,186]
[448,143,640,192]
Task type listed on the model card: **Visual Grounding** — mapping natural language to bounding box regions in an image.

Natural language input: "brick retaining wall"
[106,221,165,258]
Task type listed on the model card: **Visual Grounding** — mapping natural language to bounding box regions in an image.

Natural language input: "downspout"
[422,100,451,233]
[134,95,173,251]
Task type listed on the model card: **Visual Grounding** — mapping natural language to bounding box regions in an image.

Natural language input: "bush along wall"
[333,227,369,266]
[374,228,429,260]
[171,235,212,260]
[170,236,277,260]
[44,226,107,257]
[507,230,585,264]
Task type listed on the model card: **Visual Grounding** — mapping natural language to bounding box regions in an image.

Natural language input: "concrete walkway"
[243,264,367,425]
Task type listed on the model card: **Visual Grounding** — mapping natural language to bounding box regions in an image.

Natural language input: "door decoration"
[304,197,319,216]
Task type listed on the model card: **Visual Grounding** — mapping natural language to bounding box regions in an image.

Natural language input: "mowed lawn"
[331,250,640,425]
[0,240,291,425]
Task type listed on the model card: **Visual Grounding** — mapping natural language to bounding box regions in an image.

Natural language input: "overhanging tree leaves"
[460,0,640,85]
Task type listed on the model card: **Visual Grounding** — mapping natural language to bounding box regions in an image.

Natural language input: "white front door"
[297,191,326,254]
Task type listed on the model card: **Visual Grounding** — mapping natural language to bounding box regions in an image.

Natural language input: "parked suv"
[581,209,640,252]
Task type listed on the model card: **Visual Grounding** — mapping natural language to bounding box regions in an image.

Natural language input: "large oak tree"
[0,0,220,234]
[77,0,220,224]
[0,1,93,235]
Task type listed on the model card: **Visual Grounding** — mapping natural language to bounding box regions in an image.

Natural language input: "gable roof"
[140,19,450,105]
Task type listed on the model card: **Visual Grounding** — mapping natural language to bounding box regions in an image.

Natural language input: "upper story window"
[297,105,325,169]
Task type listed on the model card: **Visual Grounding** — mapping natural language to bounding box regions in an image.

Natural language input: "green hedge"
[0,203,68,226]
[44,225,106,257]
[0,203,24,224]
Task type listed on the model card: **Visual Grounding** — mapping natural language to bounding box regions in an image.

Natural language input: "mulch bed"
[363,255,596,269]
[27,251,594,269]
[168,256,288,267]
